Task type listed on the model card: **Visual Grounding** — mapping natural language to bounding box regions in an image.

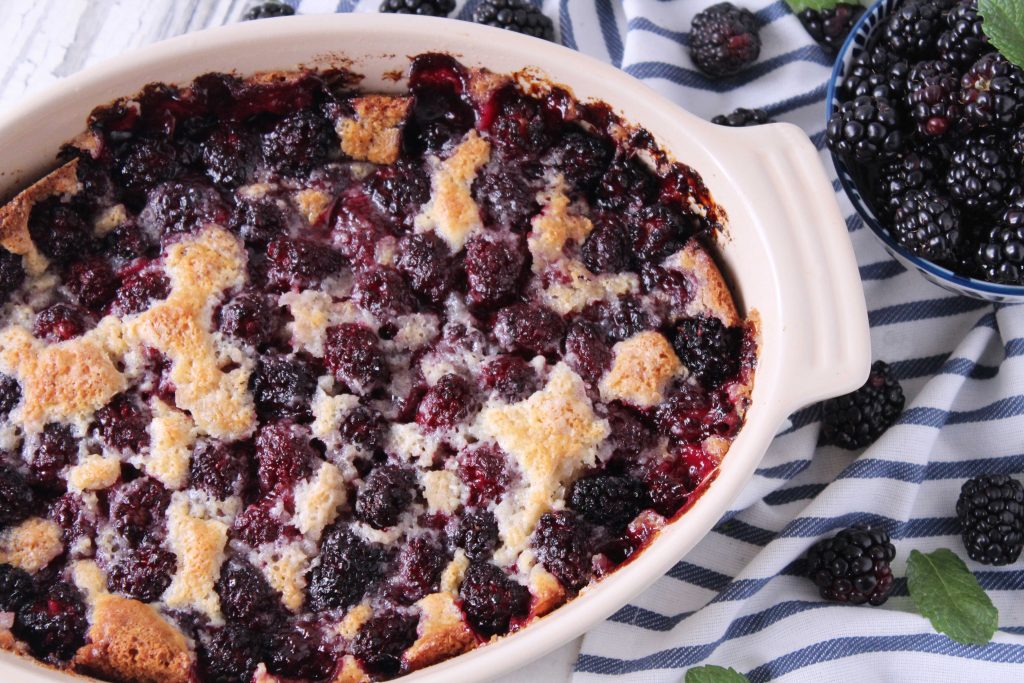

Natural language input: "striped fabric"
[283,0,1024,680]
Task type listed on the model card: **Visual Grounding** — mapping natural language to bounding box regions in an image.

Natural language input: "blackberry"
[0,247,25,305]
[0,463,34,529]
[906,59,963,136]
[805,525,896,606]
[380,0,455,15]
[960,52,1024,129]
[242,2,295,20]
[458,561,530,637]
[0,563,37,612]
[453,510,500,561]
[976,199,1024,284]
[670,316,742,387]
[820,360,904,450]
[568,475,649,529]
[355,465,416,529]
[532,510,592,591]
[350,610,419,678]
[882,0,945,59]
[938,0,988,67]
[957,474,1024,565]
[841,46,910,102]
[690,2,761,78]
[797,3,865,53]
[471,0,554,41]
[874,151,939,215]
[711,107,772,127]
[890,187,961,262]
[307,524,385,611]
[1013,126,1024,161]
[945,134,1014,216]
[827,95,903,163]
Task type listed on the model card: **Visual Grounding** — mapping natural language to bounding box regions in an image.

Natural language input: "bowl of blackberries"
[827,0,1024,301]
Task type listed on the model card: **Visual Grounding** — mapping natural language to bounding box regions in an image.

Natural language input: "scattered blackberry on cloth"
[242,1,295,20]
[805,525,896,606]
[820,360,904,450]
[690,2,761,78]
[938,0,989,68]
[472,0,554,41]
[711,108,773,127]
[976,199,1024,284]
[380,0,455,16]
[826,95,903,163]
[957,474,1024,566]
[796,3,865,53]
[891,187,961,261]
[945,133,1015,216]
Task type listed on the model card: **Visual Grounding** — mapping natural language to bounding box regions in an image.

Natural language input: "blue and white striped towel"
[51,0,1024,679]
[290,0,1024,680]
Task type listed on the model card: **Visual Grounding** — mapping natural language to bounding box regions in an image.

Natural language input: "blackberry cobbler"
[0,53,756,682]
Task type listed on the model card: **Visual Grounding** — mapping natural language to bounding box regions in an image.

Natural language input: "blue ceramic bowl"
[826,0,1024,302]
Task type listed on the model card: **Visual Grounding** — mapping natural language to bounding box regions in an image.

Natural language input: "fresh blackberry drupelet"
[379,0,456,16]
[826,95,903,163]
[242,1,295,20]
[882,0,946,58]
[945,133,1014,216]
[690,2,761,78]
[805,525,896,606]
[472,0,554,41]
[906,59,962,136]
[841,46,911,101]
[960,52,1024,129]
[891,187,961,261]
[938,0,989,68]
[957,474,1024,565]
[976,199,1024,284]
[820,360,904,450]
[797,3,865,53]
[876,152,940,215]
[711,108,772,127]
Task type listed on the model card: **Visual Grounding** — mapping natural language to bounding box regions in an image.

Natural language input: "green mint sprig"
[685,665,750,683]
[907,548,999,646]
[979,0,1024,69]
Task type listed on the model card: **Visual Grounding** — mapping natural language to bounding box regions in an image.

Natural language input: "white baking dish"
[0,14,870,683]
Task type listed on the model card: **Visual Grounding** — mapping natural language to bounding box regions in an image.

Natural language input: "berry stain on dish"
[0,49,757,682]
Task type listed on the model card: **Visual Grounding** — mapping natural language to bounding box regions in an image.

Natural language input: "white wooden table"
[0,0,581,680]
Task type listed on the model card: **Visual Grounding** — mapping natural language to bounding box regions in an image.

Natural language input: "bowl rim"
[825,0,1024,297]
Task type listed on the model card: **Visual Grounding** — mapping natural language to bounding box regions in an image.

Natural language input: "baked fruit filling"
[0,53,755,682]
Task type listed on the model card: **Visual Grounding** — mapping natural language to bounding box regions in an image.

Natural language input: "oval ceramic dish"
[0,14,870,683]
[827,0,1024,303]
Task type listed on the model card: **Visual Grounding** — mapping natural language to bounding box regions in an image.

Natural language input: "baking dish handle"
[725,123,871,415]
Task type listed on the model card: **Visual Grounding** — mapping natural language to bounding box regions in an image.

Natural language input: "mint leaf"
[786,0,870,11]
[906,548,998,645]
[685,665,749,683]
[979,0,1024,69]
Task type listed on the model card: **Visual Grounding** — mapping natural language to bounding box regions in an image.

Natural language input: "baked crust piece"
[337,95,413,165]
[0,159,80,276]
[72,595,192,683]
[599,331,683,408]
[0,517,63,573]
[404,592,479,672]
[664,240,741,327]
